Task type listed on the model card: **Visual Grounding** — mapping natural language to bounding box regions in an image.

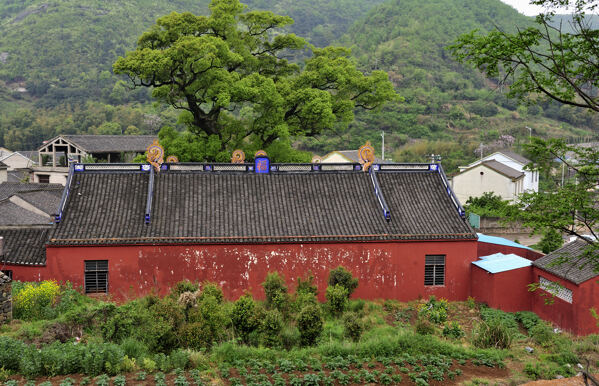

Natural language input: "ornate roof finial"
[255,150,267,157]
[311,155,322,163]
[166,155,179,163]
[358,141,375,171]
[231,149,245,164]
[146,140,164,171]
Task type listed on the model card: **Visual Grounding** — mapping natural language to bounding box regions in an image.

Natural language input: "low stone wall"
[0,272,11,323]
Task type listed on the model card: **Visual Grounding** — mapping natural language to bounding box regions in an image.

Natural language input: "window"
[1,270,12,280]
[539,276,572,303]
[425,255,445,286]
[38,174,50,184]
[85,260,108,294]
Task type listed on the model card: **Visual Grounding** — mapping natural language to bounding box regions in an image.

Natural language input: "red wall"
[471,265,532,313]
[531,268,599,335]
[470,265,496,307]
[12,240,480,302]
[478,242,543,261]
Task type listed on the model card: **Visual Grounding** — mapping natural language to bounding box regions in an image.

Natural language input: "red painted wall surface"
[36,240,477,301]
[1,265,46,282]
[478,242,543,261]
[470,265,496,307]
[531,267,599,335]
[471,265,532,312]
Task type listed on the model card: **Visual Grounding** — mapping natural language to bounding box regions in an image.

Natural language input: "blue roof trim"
[472,252,532,273]
[477,233,533,250]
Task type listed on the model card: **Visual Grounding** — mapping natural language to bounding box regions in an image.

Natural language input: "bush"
[479,306,518,331]
[13,280,61,320]
[442,322,465,339]
[473,319,512,349]
[326,284,349,316]
[281,325,301,350]
[515,311,541,331]
[185,294,227,349]
[198,282,224,303]
[293,291,318,313]
[260,309,284,347]
[146,298,186,352]
[328,267,358,298]
[120,337,149,360]
[418,296,448,324]
[171,280,199,298]
[230,294,260,343]
[262,272,290,313]
[415,319,436,335]
[530,322,554,347]
[343,313,363,342]
[0,337,27,371]
[296,273,318,296]
[297,304,324,346]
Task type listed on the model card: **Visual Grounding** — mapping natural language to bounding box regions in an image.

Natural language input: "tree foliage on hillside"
[114,0,396,161]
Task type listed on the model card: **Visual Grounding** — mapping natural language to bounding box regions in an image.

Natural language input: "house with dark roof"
[451,159,526,203]
[7,160,480,301]
[32,135,157,185]
[531,239,599,335]
[454,151,538,200]
[321,150,385,164]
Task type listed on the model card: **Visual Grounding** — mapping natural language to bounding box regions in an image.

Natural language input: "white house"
[458,151,538,193]
[451,160,525,203]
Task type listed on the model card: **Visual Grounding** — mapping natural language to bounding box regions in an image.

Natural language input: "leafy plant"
[297,304,324,346]
[473,319,512,349]
[442,321,465,339]
[343,313,363,342]
[418,296,448,324]
[326,284,349,316]
[328,266,359,298]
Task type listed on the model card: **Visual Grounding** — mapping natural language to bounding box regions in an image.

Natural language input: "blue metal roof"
[472,252,532,274]
[477,233,533,250]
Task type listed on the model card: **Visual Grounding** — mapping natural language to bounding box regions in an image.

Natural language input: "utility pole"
[381,131,385,160]
[526,126,532,142]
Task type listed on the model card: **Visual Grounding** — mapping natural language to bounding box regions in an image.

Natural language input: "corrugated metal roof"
[477,233,533,250]
[472,252,532,273]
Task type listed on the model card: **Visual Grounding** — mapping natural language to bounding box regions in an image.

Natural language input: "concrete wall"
[19,240,481,302]
[452,163,520,203]
[0,280,11,324]
[1,153,35,170]
[460,153,538,193]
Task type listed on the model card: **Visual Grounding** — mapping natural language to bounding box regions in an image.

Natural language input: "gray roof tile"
[0,228,48,265]
[0,201,53,226]
[0,182,63,201]
[481,160,524,180]
[49,167,475,245]
[60,135,157,153]
[533,239,599,284]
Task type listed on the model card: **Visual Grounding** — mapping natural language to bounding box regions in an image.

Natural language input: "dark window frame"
[1,270,12,280]
[84,260,108,294]
[424,255,445,286]
[38,174,50,184]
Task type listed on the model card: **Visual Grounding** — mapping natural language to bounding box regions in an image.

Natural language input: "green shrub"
[515,311,541,331]
[0,337,27,371]
[262,272,289,313]
[198,282,224,303]
[293,291,318,313]
[169,349,190,369]
[13,280,61,320]
[120,337,149,360]
[171,280,199,298]
[343,313,363,342]
[415,319,436,335]
[281,325,301,349]
[480,306,518,331]
[349,299,366,313]
[296,273,318,296]
[146,297,185,352]
[442,322,465,339]
[141,358,156,372]
[297,304,324,346]
[530,322,554,347]
[261,309,284,347]
[473,319,512,349]
[418,296,448,324]
[230,294,260,343]
[184,295,227,349]
[328,266,358,298]
[326,284,349,316]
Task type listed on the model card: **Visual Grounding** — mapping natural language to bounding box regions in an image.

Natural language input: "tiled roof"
[501,151,531,165]
[533,239,599,284]
[60,135,157,153]
[0,182,63,201]
[16,151,37,161]
[49,166,475,245]
[13,190,62,216]
[0,271,10,284]
[0,201,53,226]
[0,228,49,265]
[7,170,30,183]
[481,160,524,180]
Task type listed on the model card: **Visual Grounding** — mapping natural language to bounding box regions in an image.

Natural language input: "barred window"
[85,260,108,294]
[425,255,445,286]
[539,276,572,303]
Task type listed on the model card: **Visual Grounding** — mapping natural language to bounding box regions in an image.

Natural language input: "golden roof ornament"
[231,149,245,164]
[255,150,267,157]
[166,155,179,163]
[358,141,375,172]
[311,155,322,163]
[146,140,164,171]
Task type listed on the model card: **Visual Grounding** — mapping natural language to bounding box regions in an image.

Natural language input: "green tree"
[450,0,599,111]
[538,228,564,254]
[113,0,397,161]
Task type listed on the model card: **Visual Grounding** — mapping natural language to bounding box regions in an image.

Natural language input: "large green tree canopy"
[113,0,397,161]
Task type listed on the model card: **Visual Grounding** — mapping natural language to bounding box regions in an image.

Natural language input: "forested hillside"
[0,0,596,171]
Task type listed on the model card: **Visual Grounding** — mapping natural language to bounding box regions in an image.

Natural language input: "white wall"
[452,164,522,204]
[460,153,538,193]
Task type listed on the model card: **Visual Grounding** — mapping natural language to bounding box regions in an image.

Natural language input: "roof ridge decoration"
[54,164,74,223]
[166,155,179,163]
[231,149,245,164]
[254,150,270,174]
[358,141,375,172]
[311,155,322,163]
[147,140,164,171]
[368,166,391,221]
